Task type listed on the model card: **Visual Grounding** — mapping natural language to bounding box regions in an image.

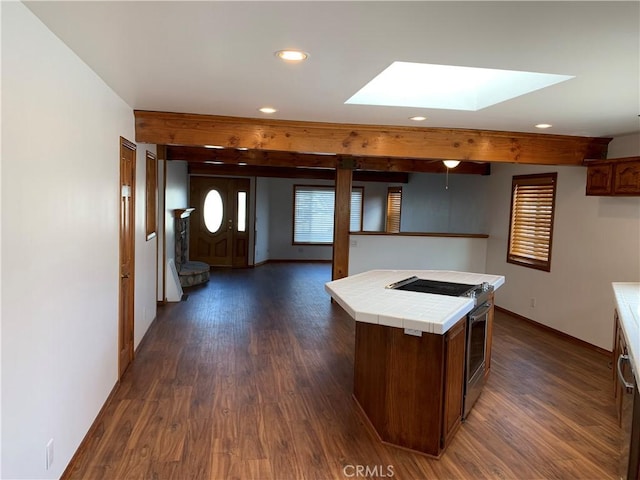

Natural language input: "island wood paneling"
[62,264,620,480]
[354,317,467,458]
[135,110,611,166]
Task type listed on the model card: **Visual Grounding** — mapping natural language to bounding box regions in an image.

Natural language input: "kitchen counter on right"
[612,282,640,377]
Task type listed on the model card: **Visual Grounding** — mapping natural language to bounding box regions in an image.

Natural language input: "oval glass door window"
[203,189,224,233]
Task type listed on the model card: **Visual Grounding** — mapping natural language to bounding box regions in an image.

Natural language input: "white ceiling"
[25,1,640,139]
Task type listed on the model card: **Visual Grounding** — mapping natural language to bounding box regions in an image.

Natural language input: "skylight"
[345,62,574,111]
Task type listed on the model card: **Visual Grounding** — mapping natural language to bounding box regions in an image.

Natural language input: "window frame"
[292,184,364,245]
[507,172,558,272]
[385,186,402,233]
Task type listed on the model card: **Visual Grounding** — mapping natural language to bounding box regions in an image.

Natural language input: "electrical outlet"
[530,298,536,308]
[46,438,54,470]
[350,239,358,247]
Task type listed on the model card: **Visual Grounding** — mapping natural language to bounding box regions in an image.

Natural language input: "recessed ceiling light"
[345,62,574,111]
[275,50,309,62]
[535,123,553,129]
[259,107,277,114]
[409,116,427,121]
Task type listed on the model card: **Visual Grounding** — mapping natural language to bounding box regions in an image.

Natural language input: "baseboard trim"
[495,305,611,356]
[60,381,119,479]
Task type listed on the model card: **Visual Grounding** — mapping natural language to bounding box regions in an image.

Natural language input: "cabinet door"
[442,319,466,448]
[586,164,613,195]
[615,310,628,426]
[614,161,640,195]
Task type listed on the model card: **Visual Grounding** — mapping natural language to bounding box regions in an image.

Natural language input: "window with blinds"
[386,187,402,233]
[293,185,363,244]
[507,173,558,271]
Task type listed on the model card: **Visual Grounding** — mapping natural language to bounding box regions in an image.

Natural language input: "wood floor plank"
[62,263,620,480]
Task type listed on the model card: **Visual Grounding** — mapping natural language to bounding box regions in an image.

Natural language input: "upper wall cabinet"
[586,157,640,196]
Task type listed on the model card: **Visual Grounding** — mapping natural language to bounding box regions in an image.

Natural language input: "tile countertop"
[325,270,505,334]
[613,282,640,380]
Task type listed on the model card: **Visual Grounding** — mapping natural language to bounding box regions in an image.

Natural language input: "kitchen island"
[325,270,505,457]
[612,282,640,479]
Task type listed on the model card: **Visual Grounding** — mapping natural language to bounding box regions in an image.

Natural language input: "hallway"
[64,263,619,479]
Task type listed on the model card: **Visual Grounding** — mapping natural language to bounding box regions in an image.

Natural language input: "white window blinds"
[385,187,402,233]
[507,173,557,271]
[294,186,363,244]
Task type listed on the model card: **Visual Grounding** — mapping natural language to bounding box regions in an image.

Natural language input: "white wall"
[267,178,335,261]
[1,3,155,478]
[486,160,640,350]
[255,177,270,264]
[134,146,158,347]
[349,235,488,275]
[164,161,188,300]
[401,172,490,234]
[157,159,166,301]
[607,132,640,159]
[362,182,388,231]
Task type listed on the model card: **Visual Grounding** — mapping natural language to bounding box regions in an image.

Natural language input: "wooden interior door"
[189,176,250,267]
[119,137,136,378]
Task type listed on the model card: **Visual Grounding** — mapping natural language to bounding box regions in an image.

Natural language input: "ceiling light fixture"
[259,107,277,114]
[275,50,309,62]
[409,116,427,121]
[443,160,461,169]
[535,123,553,129]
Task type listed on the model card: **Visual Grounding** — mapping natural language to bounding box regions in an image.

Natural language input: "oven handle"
[617,354,635,394]
[469,303,491,323]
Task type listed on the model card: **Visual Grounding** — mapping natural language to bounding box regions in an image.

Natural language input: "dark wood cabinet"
[441,319,467,448]
[353,317,466,457]
[586,163,614,195]
[586,157,640,196]
[614,161,640,195]
[613,309,627,425]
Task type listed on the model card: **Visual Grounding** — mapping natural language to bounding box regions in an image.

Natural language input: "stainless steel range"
[386,276,494,419]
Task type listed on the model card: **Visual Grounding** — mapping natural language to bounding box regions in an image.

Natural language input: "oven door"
[463,303,490,419]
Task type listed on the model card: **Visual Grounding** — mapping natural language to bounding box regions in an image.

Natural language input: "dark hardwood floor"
[64,263,619,480]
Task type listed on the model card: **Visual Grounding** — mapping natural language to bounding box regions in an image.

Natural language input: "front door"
[119,137,136,378]
[189,176,250,267]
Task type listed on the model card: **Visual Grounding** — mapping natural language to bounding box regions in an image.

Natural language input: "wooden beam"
[332,167,352,280]
[188,163,409,183]
[167,145,490,175]
[136,110,611,165]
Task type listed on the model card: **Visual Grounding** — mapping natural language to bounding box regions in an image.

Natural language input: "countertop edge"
[326,270,505,335]
[612,282,640,380]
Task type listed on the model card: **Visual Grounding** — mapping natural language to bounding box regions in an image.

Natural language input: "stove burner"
[393,278,476,297]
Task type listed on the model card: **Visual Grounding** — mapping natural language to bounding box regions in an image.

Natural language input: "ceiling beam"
[188,163,410,183]
[136,110,611,166]
[167,146,491,175]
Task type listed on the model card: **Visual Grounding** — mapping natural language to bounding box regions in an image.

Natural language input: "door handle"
[617,354,635,394]
[121,274,129,279]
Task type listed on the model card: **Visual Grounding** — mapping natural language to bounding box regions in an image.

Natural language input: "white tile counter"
[613,282,640,378]
[325,270,505,334]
